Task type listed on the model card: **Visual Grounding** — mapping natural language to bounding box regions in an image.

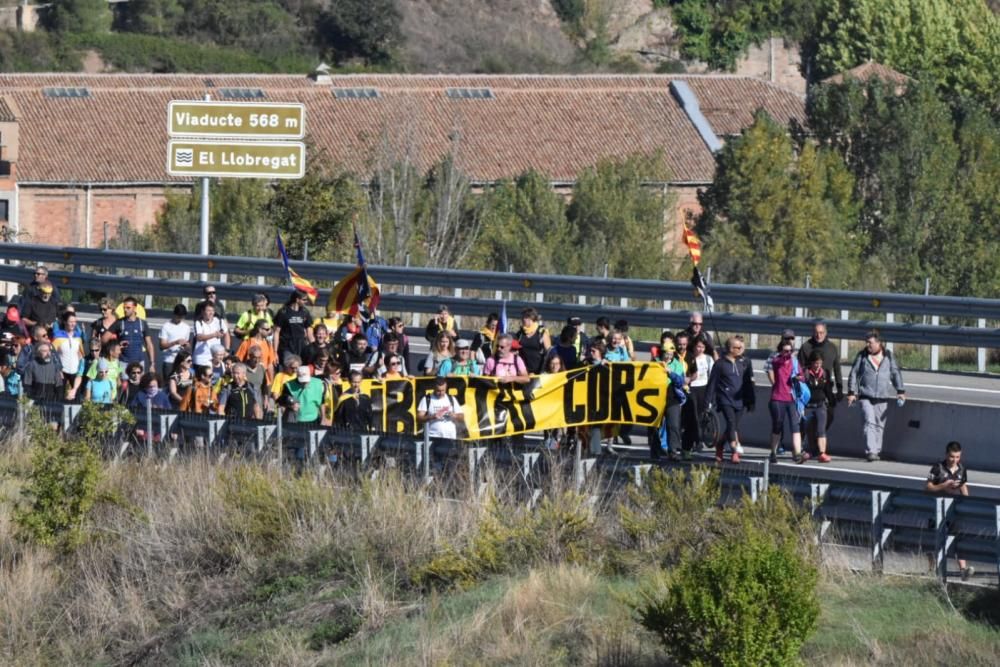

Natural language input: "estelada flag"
[276,232,319,304]
[681,224,702,266]
[328,230,381,315]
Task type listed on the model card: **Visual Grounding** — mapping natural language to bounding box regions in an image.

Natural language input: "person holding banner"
[705,336,755,464]
[418,376,465,450]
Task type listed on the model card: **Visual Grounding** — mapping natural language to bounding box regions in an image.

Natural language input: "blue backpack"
[790,357,810,415]
[365,316,388,350]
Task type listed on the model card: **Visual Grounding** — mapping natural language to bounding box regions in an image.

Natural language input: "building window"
[0,200,8,222]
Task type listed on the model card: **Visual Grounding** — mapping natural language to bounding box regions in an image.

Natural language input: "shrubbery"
[635,487,820,666]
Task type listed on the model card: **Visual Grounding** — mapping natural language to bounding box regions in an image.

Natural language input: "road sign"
[168,101,306,139]
[167,140,306,179]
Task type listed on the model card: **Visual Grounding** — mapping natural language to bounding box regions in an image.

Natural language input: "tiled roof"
[0,96,15,122]
[822,62,913,87]
[0,73,806,185]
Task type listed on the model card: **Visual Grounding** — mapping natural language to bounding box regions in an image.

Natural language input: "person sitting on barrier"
[374,334,408,377]
[418,375,465,450]
[119,362,144,407]
[483,334,530,385]
[847,330,905,462]
[342,333,377,378]
[20,281,59,332]
[705,336,755,464]
[273,290,314,364]
[236,320,277,370]
[178,365,213,414]
[767,338,810,465]
[514,307,551,375]
[334,370,373,430]
[925,441,974,580]
[84,359,115,405]
[129,372,171,411]
[803,351,834,463]
[423,332,455,376]
[471,312,499,365]
[167,351,195,407]
[438,339,480,377]
[158,304,191,381]
[23,341,63,402]
[217,363,261,420]
[425,304,457,343]
[234,293,273,340]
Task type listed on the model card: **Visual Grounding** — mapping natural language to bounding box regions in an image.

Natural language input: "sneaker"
[817,453,832,463]
[961,566,976,581]
[734,443,744,455]
[794,452,811,464]
[776,446,786,455]
[731,452,741,464]
[866,453,880,462]
[769,452,778,464]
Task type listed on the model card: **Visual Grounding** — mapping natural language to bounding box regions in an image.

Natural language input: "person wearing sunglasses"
[684,312,717,360]
[236,319,277,370]
[91,297,118,341]
[24,265,60,302]
[234,293,273,340]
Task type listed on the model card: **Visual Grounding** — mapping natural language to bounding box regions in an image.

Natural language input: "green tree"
[269,151,366,262]
[121,0,184,36]
[567,153,672,279]
[811,0,1000,108]
[177,0,306,59]
[698,111,860,288]
[48,0,113,33]
[475,170,571,273]
[318,0,402,65]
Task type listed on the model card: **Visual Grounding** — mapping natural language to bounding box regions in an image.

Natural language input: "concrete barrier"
[736,385,1000,473]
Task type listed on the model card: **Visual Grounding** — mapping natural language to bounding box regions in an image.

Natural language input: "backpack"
[365,316,388,350]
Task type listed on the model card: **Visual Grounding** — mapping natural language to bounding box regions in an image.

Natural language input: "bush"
[416,491,599,590]
[636,488,820,666]
[12,410,104,551]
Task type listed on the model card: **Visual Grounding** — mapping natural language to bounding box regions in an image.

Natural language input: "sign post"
[167,99,307,263]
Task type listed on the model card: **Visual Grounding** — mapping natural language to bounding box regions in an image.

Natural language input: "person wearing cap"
[20,281,59,331]
[438,339,480,376]
[274,291,314,364]
[85,358,115,404]
[425,305,457,343]
[234,293,273,340]
[567,316,590,363]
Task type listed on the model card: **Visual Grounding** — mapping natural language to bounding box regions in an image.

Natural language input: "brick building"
[0,72,805,250]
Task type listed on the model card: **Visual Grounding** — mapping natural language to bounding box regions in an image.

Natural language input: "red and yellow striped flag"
[681,224,702,266]
[328,267,380,315]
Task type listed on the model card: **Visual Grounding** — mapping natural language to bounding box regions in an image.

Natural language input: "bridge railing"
[1,243,998,369]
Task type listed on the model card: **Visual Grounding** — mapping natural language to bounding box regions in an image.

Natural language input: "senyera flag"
[328,230,381,315]
[681,223,702,266]
[275,232,318,303]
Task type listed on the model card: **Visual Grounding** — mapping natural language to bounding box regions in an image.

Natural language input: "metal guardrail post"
[978,318,987,373]
[749,477,764,502]
[16,398,25,440]
[995,504,1000,586]
[885,314,895,354]
[762,458,770,491]
[810,483,830,543]
[750,305,759,349]
[145,400,153,457]
[632,464,652,488]
[871,490,891,574]
[144,269,154,309]
[454,288,462,328]
[411,286,422,328]
[840,310,849,360]
[275,407,283,465]
[422,427,431,485]
[61,404,81,432]
[467,446,486,488]
[181,271,191,308]
[934,496,955,583]
[930,315,940,370]
[360,434,378,466]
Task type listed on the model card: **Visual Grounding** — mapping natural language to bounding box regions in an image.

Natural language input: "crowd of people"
[0,265,908,465]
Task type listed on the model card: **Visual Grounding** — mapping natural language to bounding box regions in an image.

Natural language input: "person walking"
[682,337,714,453]
[767,339,810,464]
[925,441,975,580]
[802,351,834,462]
[847,331,905,462]
[798,321,843,431]
[705,336,755,464]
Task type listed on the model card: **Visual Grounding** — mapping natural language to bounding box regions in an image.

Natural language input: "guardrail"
[0,263,998,350]
[1,243,999,369]
[4,243,1000,319]
[5,395,998,583]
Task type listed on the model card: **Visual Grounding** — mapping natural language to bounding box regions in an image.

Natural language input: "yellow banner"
[345,362,667,440]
